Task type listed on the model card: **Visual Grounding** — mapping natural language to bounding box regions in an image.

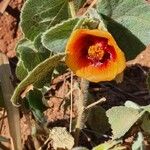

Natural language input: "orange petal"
[65,29,126,83]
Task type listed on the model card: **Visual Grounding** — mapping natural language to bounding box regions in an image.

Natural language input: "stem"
[75,79,89,146]
[68,0,89,145]
[68,0,76,18]
[0,53,22,150]
[69,71,73,132]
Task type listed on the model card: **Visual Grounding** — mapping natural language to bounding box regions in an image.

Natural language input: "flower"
[65,29,126,83]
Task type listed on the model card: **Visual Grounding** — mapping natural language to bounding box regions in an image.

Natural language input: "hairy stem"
[68,0,90,145]
[75,79,89,146]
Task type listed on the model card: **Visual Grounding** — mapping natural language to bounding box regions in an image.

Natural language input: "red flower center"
[88,43,105,60]
[86,38,114,66]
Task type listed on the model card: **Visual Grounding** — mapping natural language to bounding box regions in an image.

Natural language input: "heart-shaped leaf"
[27,89,46,123]
[21,0,70,40]
[106,106,145,139]
[42,18,85,53]
[11,53,65,106]
[16,39,50,81]
[97,0,150,60]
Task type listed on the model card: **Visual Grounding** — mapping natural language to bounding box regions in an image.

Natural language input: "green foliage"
[49,127,74,149]
[21,0,70,40]
[16,60,28,81]
[93,140,125,150]
[132,132,145,150]
[16,39,53,87]
[11,53,65,106]
[141,112,150,134]
[106,106,145,139]
[42,18,85,53]
[12,0,150,149]
[16,39,50,71]
[72,147,89,150]
[97,0,150,60]
[27,89,46,123]
[87,106,110,135]
[142,105,150,113]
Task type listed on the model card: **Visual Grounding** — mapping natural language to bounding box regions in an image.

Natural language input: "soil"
[0,0,23,58]
[0,0,150,150]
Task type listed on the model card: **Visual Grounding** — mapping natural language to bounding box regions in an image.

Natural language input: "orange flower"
[65,29,126,83]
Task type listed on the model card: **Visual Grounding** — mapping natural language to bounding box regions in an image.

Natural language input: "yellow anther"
[88,43,104,60]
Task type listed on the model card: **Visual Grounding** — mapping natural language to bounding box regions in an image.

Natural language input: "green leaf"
[17,39,50,72]
[16,38,52,86]
[15,60,28,81]
[93,140,124,150]
[72,147,89,150]
[97,0,150,60]
[21,0,70,40]
[49,127,74,150]
[15,39,35,80]
[11,53,65,106]
[87,106,110,135]
[124,101,141,110]
[27,89,46,123]
[132,132,145,150]
[106,106,145,139]
[42,18,85,53]
[141,112,150,134]
[142,105,150,113]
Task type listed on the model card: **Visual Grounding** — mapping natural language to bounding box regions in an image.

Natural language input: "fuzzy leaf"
[125,101,141,110]
[93,140,124,150]
[15,60,28,81]
[142,105,150,113]
[16,39,52,87]
[27,89,46,123]
[97,0,150,60]
[87,106,110,135]
[42,18,85,53]
[15,39,35,81]
[11,53,65,106]
[132,132,145,150]
[15,36,52,87]
[106,106,145,139]
[21,0,70,40]
[141,113,150,134]
[72,147,89,150]
[49,127,74,150]
[17,39,50,72]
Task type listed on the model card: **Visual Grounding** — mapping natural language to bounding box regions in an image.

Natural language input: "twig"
[83,0,98,16]
[0,0,10,14]
[0,109,6,133]
[0,53,22,150]
[69,71,73,132]
[38,137,50,150]
[85,97,106,110]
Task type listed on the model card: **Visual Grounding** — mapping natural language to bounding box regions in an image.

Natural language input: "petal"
[65,29,126,82]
